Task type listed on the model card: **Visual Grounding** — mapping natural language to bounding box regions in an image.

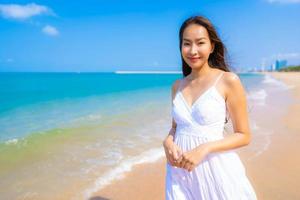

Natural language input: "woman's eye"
[183,43,190,46]
[198,42,205,45]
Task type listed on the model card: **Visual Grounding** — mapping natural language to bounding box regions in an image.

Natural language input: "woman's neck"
[188,63,212,80]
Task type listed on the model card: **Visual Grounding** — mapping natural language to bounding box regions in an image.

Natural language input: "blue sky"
[0,0,299,72]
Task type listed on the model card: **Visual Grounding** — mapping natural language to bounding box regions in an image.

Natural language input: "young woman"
[163,16,257,199]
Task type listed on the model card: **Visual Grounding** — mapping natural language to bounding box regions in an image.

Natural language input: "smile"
[188,57,200,62]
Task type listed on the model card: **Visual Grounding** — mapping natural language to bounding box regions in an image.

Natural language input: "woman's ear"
[211,43,215,53]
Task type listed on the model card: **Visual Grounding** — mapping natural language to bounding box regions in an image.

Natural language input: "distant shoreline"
[114,70,182,74]
[0,71,284,74]
[114,71,264,74]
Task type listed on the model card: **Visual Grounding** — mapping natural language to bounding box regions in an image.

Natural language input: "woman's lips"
[188,57,200,62]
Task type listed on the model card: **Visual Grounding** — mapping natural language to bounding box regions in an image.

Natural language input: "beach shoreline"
[92,72,300,200]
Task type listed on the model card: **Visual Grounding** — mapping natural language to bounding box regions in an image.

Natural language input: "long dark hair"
[179,15,231,77]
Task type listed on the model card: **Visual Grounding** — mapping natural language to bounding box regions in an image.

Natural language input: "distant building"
[275,59,288,71]
[271,63,276,71]
[267,59,288,71]
[254,59,288,72]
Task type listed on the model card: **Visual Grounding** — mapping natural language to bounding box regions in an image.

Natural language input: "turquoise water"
[0,72,177,113]
[0,72,264,114]
[0,72,272,199]
[0,72,180,142]
[0,72,264,142]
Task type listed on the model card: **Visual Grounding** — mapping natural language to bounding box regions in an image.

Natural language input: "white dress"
[165,72,257,200]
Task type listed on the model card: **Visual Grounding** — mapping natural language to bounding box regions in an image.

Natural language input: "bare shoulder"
[171,79,181,93]
[223,72,242,88]
[171,79,182,101]
[222,72,245,100]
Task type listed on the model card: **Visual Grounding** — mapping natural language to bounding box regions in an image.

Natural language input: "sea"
[0,72,293,200]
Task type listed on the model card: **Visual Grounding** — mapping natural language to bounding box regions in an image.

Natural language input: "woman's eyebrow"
[183,37,207,42]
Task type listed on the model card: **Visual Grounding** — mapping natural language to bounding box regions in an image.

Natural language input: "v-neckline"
[179,85,215,112]
[176,71,224,112]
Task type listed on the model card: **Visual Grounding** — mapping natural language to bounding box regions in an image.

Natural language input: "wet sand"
[92,72,300,200]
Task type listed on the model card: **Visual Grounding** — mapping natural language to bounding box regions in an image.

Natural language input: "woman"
[163,15,257,199]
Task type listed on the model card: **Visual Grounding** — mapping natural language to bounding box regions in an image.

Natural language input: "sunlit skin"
[163,24,252,172]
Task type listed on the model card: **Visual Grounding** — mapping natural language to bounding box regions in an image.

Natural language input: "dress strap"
[213,72,225,87]
[176,79,184,94]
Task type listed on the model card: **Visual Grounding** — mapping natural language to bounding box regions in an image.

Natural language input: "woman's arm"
[163,79,180,143]
[163,79,183,166]
[205,72,251,153]
[163,119,176,143]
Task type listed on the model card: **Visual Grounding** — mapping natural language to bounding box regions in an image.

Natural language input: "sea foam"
[83,147,164,199]
[247,89,267,106]
[262,74,293,90]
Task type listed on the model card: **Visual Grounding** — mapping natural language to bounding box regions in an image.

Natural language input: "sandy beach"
[243,72,300,199]
[91,72,300,200]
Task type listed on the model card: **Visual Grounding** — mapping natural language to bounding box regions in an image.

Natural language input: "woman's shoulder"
[171,79,182,93]
[221,71,245,98]
[222,71,241,86]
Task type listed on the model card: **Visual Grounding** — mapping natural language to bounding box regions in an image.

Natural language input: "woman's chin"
[189,64,203,69]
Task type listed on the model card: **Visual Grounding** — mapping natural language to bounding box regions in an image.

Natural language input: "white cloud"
[267,0,300,4]
[0,3,52,20]
[42,25,59,36]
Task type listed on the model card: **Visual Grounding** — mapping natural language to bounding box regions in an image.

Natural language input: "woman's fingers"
[166,151,175,165]
[165,146,195,172]
[163,142,184,167]
[176,147,183,159]
[178,153,192,169]
[172,144,183,162]
[188,165,195,172]
[164,146,175,166]
[170,146,179,160]
[168,148,179,166]
[183,161,192,171]
[180,158,194,172]
[179,154,187,168]
[175,153,183,164]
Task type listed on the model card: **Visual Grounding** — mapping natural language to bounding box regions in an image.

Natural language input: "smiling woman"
[163,15,258,200]
[179,16,230,77]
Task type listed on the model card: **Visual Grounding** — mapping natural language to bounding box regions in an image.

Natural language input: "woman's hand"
[163,138,183,167]
[177,144,211,172]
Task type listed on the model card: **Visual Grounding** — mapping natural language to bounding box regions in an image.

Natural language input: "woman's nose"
[189,44,197,55]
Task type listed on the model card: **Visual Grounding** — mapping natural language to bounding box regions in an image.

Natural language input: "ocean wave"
[262,75,293,90]
[248,89,267,100]
[4,138,19,145]
[83,147,164,199]
[72,114,103,125]
[247,131,273,161]
[247,89,267,106]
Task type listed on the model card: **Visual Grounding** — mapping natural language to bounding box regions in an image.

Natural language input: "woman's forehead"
[183,24,209,40]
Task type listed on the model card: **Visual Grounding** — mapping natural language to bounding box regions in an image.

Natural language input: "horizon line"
[114,70,182,74]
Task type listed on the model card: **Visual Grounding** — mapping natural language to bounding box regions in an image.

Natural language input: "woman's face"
[181,24,214,69]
